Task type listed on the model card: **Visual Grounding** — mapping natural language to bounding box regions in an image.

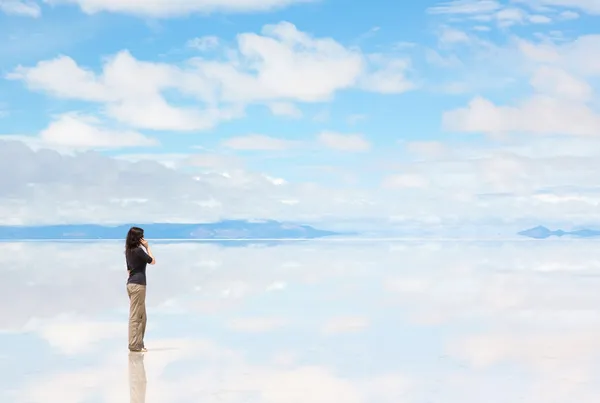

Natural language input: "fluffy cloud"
[4,14,600,227]
[42,0,317,17]
[0,139,387,225]
[7,22,411,133]
[442,33,600,137]
[6,133,600,227]
[443,94,600,136]
[6,113,158,151]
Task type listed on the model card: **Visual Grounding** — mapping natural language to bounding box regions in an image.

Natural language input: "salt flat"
[1,239,599,403]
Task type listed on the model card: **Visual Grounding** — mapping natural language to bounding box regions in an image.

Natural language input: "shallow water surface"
[1,240,599,402]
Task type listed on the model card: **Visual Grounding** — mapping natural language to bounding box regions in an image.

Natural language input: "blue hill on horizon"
[0,220,343,240]
[518,225,600,239]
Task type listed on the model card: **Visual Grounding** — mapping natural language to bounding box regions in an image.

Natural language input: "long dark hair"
[125,226,144,253]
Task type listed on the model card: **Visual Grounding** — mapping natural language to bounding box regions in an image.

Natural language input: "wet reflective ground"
[1,240,600,402]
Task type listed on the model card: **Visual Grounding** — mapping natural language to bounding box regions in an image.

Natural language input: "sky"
[2,240,600,402]
[1,0,600,229]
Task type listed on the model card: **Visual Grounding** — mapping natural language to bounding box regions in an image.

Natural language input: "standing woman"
[125,227,156,352]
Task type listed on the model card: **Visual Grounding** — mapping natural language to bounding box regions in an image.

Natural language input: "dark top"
[126,246,153,285]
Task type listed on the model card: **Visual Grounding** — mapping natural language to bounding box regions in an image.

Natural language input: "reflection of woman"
[128,352,147,403]
[125,227,156,352]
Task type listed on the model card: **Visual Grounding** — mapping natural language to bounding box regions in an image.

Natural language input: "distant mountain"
[0,220,340,240]
[518,225,600,239]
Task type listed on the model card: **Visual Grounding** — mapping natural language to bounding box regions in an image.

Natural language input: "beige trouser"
[127,283,147,351]
[129,352,147,403]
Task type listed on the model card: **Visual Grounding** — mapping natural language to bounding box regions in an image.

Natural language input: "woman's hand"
[140,238,149,248]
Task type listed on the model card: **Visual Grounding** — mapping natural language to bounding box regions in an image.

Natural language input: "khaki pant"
[127,283,147,351]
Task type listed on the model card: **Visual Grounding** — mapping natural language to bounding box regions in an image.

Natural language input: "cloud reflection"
[1,240,600,402]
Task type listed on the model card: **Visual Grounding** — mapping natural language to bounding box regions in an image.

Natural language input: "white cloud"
[428,0,582,28]
[5,22,600,227]
[443,93,600,137]
[267,102,303,118]
[186,153,245,170]
[495,7,527,26]
[529,65,592,101]
[0,0,40,17]
[114,152,191,169]
[517,0,600,15]
[442,35,600,137]
[6,113,158,151]
[9,22,409,132]
[528,14,552,23]
[42,0,317,17]
[439,27,471,44]
[228,22,364,102]
[559,9,580,19]
[186,35,220,51]
[317,131,371,152]
[222,134,301,151]
[427,0,502,15]
[359,55,415,94]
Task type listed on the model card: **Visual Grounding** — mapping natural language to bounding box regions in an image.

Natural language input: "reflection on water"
[129,353,146,403]
[1,239,600,402]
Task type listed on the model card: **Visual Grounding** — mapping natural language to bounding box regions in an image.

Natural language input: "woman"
[125,226,156,352]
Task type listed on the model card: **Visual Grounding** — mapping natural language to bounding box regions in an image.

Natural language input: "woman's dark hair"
[125,226,144,252]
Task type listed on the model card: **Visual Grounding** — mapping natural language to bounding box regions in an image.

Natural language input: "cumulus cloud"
[6,131,600,227]
[4,16,600,228]
[5,113,158,151]
[8,22,412,132]
[443,94,600,136]
[0,139,391,225]
[442,34,600,137]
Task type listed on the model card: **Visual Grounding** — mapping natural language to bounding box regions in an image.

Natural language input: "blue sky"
[1,0,600,228]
